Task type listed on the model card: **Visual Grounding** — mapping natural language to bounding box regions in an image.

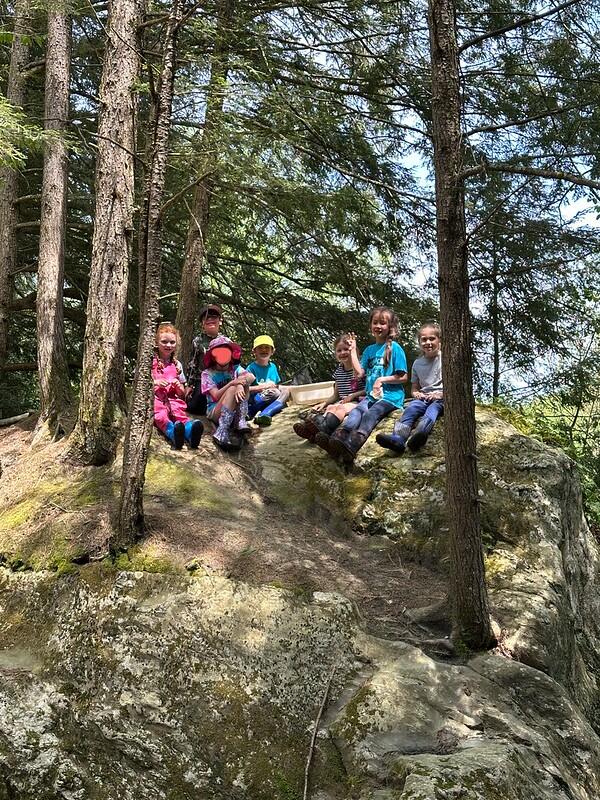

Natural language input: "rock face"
[0,407,599,799]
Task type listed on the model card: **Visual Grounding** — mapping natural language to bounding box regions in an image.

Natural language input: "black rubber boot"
[407,419,432,452]
[375,433,406,454]
[173,421,185,450]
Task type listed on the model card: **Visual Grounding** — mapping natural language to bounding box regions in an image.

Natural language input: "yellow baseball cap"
[253,334,275,350]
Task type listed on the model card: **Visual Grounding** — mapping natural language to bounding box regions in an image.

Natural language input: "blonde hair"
[369,307,398,368]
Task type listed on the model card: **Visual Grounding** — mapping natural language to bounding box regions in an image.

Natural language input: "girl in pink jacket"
[153,323,203,449]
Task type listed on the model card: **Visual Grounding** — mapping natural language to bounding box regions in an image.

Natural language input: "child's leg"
[153,398,172,435]
[169,397,189,425]
[254,386,289,426]
[248,392,269,419]
[339,398,369,431]
[212,386,241,448]
[233,387,251,432]
[395,399,428,433]
[377,399,429,450]
[407,400,444,452]
[355,400,395,438]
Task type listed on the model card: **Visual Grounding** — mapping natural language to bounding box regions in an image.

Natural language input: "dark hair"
[369,307,398,368]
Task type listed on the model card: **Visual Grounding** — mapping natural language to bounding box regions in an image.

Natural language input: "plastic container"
[289,381,335,406]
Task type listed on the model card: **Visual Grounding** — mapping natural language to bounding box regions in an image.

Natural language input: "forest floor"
[0,414,448,646]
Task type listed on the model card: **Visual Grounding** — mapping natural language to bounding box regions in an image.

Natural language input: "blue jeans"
[395,399,444,435]
[342,398,396,437]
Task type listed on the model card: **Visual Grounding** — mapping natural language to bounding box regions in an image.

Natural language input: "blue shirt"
[246,361,281,385]
[360,341,407,408]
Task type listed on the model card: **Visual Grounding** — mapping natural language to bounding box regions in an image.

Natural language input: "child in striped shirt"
[293,333,365,443]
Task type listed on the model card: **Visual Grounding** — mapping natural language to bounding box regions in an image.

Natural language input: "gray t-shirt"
[411,353,443,394]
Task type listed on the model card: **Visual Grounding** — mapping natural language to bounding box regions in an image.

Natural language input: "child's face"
[211,346,233,369]
[419,328,440,358]
[335,340,351,363]
[370,312,391,342]
[157,332,177,361]
[253,345,273,364]
[202,312,222,339]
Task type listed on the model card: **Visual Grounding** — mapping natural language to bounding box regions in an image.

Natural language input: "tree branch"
[459,0,582,53]
[463,162,600,191]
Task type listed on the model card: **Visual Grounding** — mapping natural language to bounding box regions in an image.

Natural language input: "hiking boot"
[376,432,406,454]
[173,421,185,450]
[254,413,272,427]
[294,419,319,441]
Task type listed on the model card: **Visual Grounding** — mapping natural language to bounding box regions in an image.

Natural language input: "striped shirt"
[332,365,364,398]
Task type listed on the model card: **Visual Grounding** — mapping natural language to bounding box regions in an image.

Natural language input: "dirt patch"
[0,417,447,642]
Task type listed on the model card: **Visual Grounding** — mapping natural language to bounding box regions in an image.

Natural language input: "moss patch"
[145,455,233,513]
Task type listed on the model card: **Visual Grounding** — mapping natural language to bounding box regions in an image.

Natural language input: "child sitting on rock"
[293,333,365,444]
[247,335,290,427]
[201,336,255,451]
[376,322,443,454]
[152,323,203,450]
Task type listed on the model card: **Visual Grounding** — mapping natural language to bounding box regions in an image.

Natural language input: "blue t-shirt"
[360,341,407,408]
[246,361,281,385]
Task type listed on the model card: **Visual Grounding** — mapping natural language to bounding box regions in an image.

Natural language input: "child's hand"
[412,390,424,400]
[155,379,170,388]
[372,377,383,397]
[347,334,357,352]
[312,401,326,411]
[234,385,246,403]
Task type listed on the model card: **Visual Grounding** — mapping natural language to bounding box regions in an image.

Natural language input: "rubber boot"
[407,417,433,452]
[376,423,411,455]
[213,407,239,451]
[255,398,285,427]
[234,396,251,435]
[185,419,203,449]
[328,429,366,464]
[165,421,185,450]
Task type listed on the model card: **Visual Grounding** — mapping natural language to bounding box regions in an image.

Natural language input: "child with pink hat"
[200,336,255,451]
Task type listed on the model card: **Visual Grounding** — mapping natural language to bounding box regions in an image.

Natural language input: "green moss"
[145,455,230,511]
[332,686,376,744]
[114,546,184,575]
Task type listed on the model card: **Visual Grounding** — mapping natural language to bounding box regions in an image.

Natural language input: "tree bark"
[175,0,234,369]
[428,0,495,650]
[0,0,30,368]
[117,0,182,551]
[69,0,145,465]
[36,8,73,435]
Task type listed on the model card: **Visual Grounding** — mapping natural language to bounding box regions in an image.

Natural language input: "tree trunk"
[69,0,145,465]
[36,8,73,436]
[0,0,30,368]
[116,0,182,551]
[175,0,234,369]
[428,0,495,650]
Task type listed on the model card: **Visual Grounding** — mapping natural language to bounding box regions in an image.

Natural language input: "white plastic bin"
[289,381,335,406]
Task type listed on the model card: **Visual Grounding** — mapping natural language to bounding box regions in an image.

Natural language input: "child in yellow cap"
[247,335,290,426]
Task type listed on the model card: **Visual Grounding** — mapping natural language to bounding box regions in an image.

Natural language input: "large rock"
[0,407,599,798]
[254,407,600,723]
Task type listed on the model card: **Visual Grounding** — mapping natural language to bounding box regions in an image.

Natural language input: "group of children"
[152,303,444,461]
